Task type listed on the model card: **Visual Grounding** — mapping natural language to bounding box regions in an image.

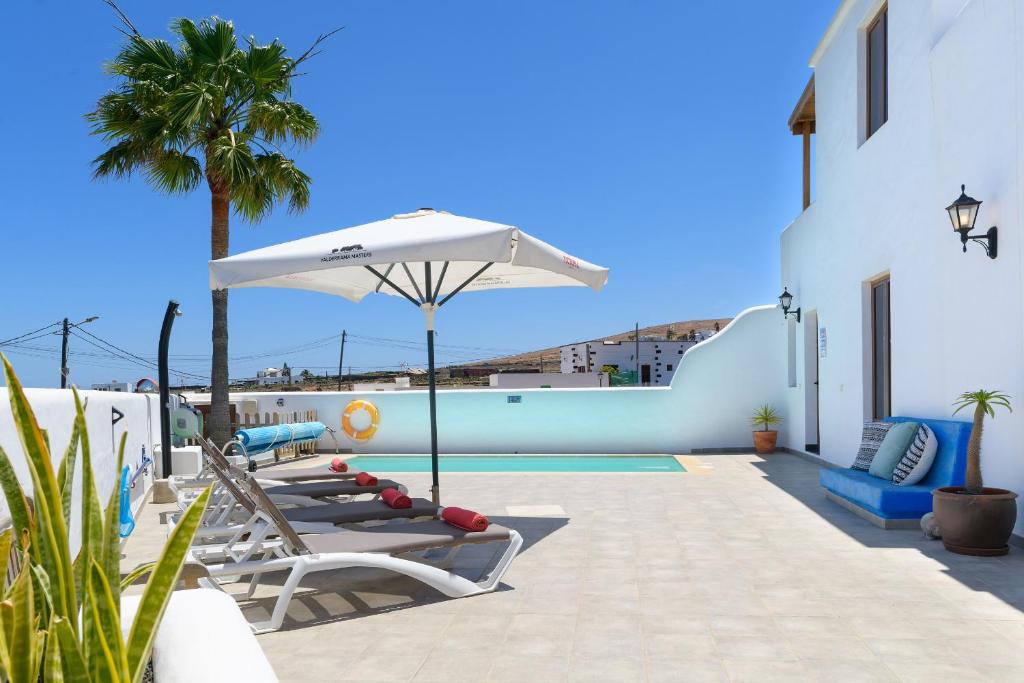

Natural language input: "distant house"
[92,380,132,392]
[560,332,716,386]
[257,363,291,386]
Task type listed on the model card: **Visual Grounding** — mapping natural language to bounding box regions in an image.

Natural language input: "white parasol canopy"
[209,208,609,503]
[209,208,608,300]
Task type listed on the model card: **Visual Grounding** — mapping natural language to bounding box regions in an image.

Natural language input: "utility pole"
[635,322,640,386]
[60,318,70,388]
[59,315,99,388]
[337,330,347,391]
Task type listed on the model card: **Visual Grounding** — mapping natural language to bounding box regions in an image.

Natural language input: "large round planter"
[752,430,778,454]
[933,486,1018,556]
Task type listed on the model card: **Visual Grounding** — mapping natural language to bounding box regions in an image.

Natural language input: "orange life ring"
[341,400,379,442]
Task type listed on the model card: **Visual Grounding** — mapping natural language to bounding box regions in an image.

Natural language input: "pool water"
[345,455,684,473]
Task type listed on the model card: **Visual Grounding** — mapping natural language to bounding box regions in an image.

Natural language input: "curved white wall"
[224,304,787,454]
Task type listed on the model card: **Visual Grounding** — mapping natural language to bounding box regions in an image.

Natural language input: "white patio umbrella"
[209,208,608,503]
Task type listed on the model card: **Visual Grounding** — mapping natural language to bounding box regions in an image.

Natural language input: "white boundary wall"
[0,389,159,552]
[218,305,787,454]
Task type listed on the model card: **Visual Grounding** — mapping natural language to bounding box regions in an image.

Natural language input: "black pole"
[158,300,180,478]
[60,317,70,388]
[427,322,440,505]
[337,330,346,391]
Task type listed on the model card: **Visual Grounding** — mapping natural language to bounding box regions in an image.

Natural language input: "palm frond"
[952,390,1012,416]
[172,17,237,68]
[145,150,202,194]
[91,140,153,180]
[246,100,319,146]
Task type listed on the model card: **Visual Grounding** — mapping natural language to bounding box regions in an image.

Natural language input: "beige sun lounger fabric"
[300,519,511,555]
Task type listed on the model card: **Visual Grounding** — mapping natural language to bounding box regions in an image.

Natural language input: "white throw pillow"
[892,423,937,486]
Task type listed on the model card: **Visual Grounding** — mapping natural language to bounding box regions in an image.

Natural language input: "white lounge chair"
[192,476,522,633]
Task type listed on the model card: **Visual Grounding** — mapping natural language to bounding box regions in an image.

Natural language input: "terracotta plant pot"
[752,430,778,454]
[933,486,1018,556]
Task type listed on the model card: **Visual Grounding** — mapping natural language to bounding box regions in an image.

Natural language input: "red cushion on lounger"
[355,472,378,486]
[442,506,489,531]
[380,488,412,509]
[329,458,348,473]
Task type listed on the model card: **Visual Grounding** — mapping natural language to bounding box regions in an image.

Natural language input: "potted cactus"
[933,390,1017,556]
[751,404,782,454]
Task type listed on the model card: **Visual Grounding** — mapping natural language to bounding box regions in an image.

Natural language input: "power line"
[0,322,62,346]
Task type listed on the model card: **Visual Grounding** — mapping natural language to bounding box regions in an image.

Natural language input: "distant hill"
[461,318,733,370]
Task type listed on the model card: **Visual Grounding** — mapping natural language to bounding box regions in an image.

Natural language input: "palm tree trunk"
[965,403,985,494]
[208,180,231,446]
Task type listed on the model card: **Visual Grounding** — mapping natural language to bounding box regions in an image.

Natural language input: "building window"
[866,5,887,138]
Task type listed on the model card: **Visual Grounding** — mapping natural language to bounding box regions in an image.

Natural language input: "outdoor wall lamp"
[946,184,997,259]
[778,287,801,322]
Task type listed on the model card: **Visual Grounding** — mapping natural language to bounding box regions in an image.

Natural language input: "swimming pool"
[344,455,684,473]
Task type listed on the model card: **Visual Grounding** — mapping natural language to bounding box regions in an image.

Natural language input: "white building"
[560,336,711,386]
[256,363,291,386]
[778,0,1024,529]
[489,372,609,389]
[352,377,412,392]
[91,380,132,392]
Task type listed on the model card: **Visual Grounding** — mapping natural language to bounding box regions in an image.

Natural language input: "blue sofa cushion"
[819,416,970,520]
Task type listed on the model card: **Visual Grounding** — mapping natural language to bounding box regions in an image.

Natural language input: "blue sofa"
[819,416,971,527]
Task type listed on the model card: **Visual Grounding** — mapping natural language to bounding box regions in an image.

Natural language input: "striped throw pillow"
[852,421,894,471]
[892,423,938,486]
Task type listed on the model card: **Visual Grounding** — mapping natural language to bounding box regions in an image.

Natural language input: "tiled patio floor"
[122,452,1024,682]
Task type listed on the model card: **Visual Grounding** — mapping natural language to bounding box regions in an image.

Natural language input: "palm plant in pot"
[933,390,1016,556]
[751,404,782,454]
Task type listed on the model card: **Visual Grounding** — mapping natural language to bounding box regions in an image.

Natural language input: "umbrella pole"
[423,304,441,505]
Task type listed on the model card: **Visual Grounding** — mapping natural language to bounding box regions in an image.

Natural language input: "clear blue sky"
[0,0,836,388]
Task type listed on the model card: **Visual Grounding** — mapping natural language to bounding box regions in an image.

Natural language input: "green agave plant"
[0,354,211,682]
[751,404,782,431]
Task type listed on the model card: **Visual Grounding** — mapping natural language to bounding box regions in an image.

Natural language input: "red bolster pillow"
[355,472,378,486]
[380,488,412,509]
[329,457,348,473]
[442,506,489,532]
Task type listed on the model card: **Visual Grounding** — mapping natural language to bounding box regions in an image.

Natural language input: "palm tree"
[952,389,1012,494]
[88,8,333,445]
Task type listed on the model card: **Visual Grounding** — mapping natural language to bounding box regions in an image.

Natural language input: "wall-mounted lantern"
[946,184,997,259]
[778,287,801,322]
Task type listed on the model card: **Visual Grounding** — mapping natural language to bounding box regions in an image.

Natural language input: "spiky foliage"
[751,404,782,431]
[0,354,212,681]
[87,15,321,219]
[87,11,331,444]
[952,389,1012,494]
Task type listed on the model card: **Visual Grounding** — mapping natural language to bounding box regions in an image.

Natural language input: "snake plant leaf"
[43,616,65,683]
[0,529,12,591]
[100,432,127,617]
[119,562,156,592]
[4,562,40,683]
[1,356,76,626]
[0,617,9,683]
[0,445,36,561]
[84,576,119,682]
[52,616,90,683]
[88,558,129,681]
[126,486,212,683]
[29,563,54,614]
[73,387,105,649]
[58,419,81,529]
